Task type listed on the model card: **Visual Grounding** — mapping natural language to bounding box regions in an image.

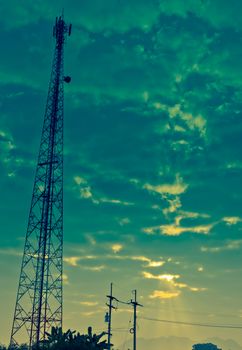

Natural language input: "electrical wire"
[140,316,242,329]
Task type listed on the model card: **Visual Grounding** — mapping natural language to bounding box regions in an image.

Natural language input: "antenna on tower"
[10,15,71,349]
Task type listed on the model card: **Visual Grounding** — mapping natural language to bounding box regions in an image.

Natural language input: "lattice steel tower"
[10,15,71,348]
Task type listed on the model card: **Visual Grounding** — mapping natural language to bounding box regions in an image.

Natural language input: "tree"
[0,345,7,350]
[46,326,108,350]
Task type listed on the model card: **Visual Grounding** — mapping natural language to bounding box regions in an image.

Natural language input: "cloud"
[73,176,134,205]
[143,223,213,236]
[143,272,180,282]
[168,104,207,137]
[74,176,87,185]
[222,216,241,225]
[162,196,182,215]
[80,186,93,199]
[149,290,181,300]
[81,265,105,272]
[111,244,123,253]
[64,256,81,267]
[79,301,98,307]
[0,129,18,175]
[0,248,21,256]
[160,223,213,236]
[142,272,206,292]
[144,174,188,196]
[147,261,166,268]
[85,235,97,246]
[99,198,134,206]
[152,102,207,138]
[201,240,242,253]
[63,274,69,285]
[80,311,97,317]
[118,217,131,226]
[131,256,165,268]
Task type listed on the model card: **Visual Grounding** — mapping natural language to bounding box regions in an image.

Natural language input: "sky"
[1,0,242,348]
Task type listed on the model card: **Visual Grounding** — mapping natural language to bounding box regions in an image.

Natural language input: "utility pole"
[106,283,116,350]
[130,290,143,350]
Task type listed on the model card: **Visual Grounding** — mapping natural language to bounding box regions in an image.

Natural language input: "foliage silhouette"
[2,326,108,350]
[45,326,108,350]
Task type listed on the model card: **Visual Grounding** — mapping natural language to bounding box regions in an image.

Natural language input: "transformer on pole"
[10,15,71,348]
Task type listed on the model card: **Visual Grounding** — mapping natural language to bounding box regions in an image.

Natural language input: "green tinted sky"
[1,0,242,347]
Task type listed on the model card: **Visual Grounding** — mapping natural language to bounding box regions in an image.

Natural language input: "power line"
[140,317,242,329]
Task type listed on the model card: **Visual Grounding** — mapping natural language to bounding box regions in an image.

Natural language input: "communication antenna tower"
[10,14,71,348]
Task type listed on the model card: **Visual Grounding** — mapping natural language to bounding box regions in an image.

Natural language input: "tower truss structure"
[10,15,71,348]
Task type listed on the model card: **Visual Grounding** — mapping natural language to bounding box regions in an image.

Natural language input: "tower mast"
[10,15,71,348]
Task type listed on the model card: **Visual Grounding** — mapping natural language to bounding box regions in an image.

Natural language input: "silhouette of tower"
[10,15,71,348]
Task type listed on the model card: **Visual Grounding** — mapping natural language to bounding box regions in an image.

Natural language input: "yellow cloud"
[147,261,165,267]
[74,176,86,185]
[132,256,150,262]
[142,227,155,235]
[168,104,207,136]
[80,311,96,316]
[144,175,187,196]
[143,271,205,292]
[131,256,165,267]
[162,196,182,215]
[159,223,213,236]
[100,198,134,206]
[80,186,93,199]
[143,271,180,282]
[111,244,123,253]
[149,290,181,299]
[63,274,69,285]
[159,225,185,236]
[223,216,241,225]
[190,287,207,292]
[82,265,105,272]
[64,256,81,267]
[79,301,98,307]
[143,223,213,236]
